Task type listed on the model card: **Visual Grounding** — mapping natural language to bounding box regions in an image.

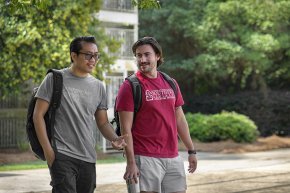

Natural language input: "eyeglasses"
[78,52,101,60]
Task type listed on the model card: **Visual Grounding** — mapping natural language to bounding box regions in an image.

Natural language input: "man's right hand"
[123,163,140,184]
[44,147,55,167]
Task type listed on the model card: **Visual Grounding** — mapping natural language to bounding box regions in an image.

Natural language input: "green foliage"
[0,153,125,171]
[140,0,290,95]
[0,160,48,171]
[184,90,290,137]
[17,142,30,151]
[0,0,120,97]
[132,0,161,9]
[186,111,259,143]
[0,0,50,14]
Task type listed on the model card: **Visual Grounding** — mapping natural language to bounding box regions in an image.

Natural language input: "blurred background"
[1,0,290,153]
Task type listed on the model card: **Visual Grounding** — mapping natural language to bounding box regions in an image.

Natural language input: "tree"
[0,0,120,98]
[1,0,50,13]
[132,0,161,9]
[3,0,161,12]
[139,0,290,96]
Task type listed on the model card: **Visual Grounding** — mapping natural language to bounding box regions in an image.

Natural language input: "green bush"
[186,111,259,143]
[183,91,290,137]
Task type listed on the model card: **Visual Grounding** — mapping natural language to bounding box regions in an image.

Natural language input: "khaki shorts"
[135,155,186,193]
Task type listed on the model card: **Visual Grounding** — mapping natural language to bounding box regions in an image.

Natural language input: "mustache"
[139,62,149,65]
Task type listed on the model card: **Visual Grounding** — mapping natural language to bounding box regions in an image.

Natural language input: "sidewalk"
[1,149,290,193]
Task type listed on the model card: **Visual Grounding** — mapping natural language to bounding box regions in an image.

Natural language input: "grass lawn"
[0,154,125,171]
[0,160,47,171]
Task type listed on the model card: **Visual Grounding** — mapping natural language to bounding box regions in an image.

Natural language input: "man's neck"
[140,70,158,79]
[69,65,89,78]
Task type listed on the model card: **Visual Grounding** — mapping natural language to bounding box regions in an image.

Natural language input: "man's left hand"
[188,154,197,173]
[111,135,127,150]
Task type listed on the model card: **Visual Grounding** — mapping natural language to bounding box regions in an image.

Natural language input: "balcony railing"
[105,74,124,108]
[102,0,135,12]
[106,28,135,59]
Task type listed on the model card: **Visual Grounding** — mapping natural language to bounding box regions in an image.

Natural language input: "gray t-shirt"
[35,68,107,163]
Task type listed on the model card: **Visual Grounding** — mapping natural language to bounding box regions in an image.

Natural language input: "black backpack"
[111,71,177,136]
[26,69,63,161]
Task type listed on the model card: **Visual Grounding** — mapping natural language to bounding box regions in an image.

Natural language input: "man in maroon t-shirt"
[116,37,197,193]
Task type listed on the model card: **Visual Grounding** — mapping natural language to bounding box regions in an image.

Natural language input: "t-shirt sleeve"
[116,80,134,112]
[97,82,108,110]
[35,72,53,103]
[174,79,184,107]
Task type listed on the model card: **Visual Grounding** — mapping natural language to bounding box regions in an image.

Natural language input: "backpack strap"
[46,69,63,152]
[159,71,178,96]
[112,74,141,136]
[126,74,142,113]
[113,72,177,136]
[126,72,177,113]
[47,69,63,109]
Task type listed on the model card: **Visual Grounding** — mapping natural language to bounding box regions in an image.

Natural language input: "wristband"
[188,150,197,155]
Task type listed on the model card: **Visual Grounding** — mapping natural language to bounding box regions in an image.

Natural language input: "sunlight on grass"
[0,155,125,171]
[0,160,47,171]
[97,156,125,164]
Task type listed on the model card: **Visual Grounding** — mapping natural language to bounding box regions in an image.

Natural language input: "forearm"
[33,113,53,152]
[122,130,135,164]
[176,107,195,150]
[33,98,53,154]
[122,125,139,180]
[98,122,119,142]
[175,108,197,173]
[178,126,195,150]
[119,111,135,164]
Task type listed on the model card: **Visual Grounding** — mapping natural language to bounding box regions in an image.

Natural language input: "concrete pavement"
[1,149,290,193]
[185,149,290,193]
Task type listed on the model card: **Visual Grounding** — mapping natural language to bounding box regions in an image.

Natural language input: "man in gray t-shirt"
[33,36,126,193]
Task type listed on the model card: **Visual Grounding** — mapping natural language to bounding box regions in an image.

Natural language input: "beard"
[138,62,154,73]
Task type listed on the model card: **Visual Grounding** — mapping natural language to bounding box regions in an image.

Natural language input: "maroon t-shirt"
[116,71,184,158]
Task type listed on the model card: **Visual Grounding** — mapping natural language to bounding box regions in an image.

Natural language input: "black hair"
[69,36,97,63]
[132,37,164,67]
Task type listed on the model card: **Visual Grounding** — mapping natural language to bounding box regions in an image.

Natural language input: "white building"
[98,0,138,119]
[97,0,138,152]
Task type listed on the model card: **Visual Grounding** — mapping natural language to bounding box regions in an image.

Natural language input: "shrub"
[186,111,259,143]
[183,90,290,137]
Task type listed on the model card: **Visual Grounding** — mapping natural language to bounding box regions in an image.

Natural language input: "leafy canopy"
[139,0,290,95]
[0,0,120,97]
[132,0,161,9]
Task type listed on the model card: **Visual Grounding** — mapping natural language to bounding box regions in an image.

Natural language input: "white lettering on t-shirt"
[145,89,175,101]
[67,87,89,102]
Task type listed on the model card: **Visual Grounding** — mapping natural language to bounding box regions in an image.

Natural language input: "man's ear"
[156,54,161,61]
[71,52,77,62]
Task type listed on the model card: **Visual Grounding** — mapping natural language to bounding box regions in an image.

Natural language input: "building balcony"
[102,0,136,12]
[98,0,138,25]
[105,28,136,59]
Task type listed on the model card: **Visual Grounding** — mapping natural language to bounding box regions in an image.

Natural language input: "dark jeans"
[49,153,96,193]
